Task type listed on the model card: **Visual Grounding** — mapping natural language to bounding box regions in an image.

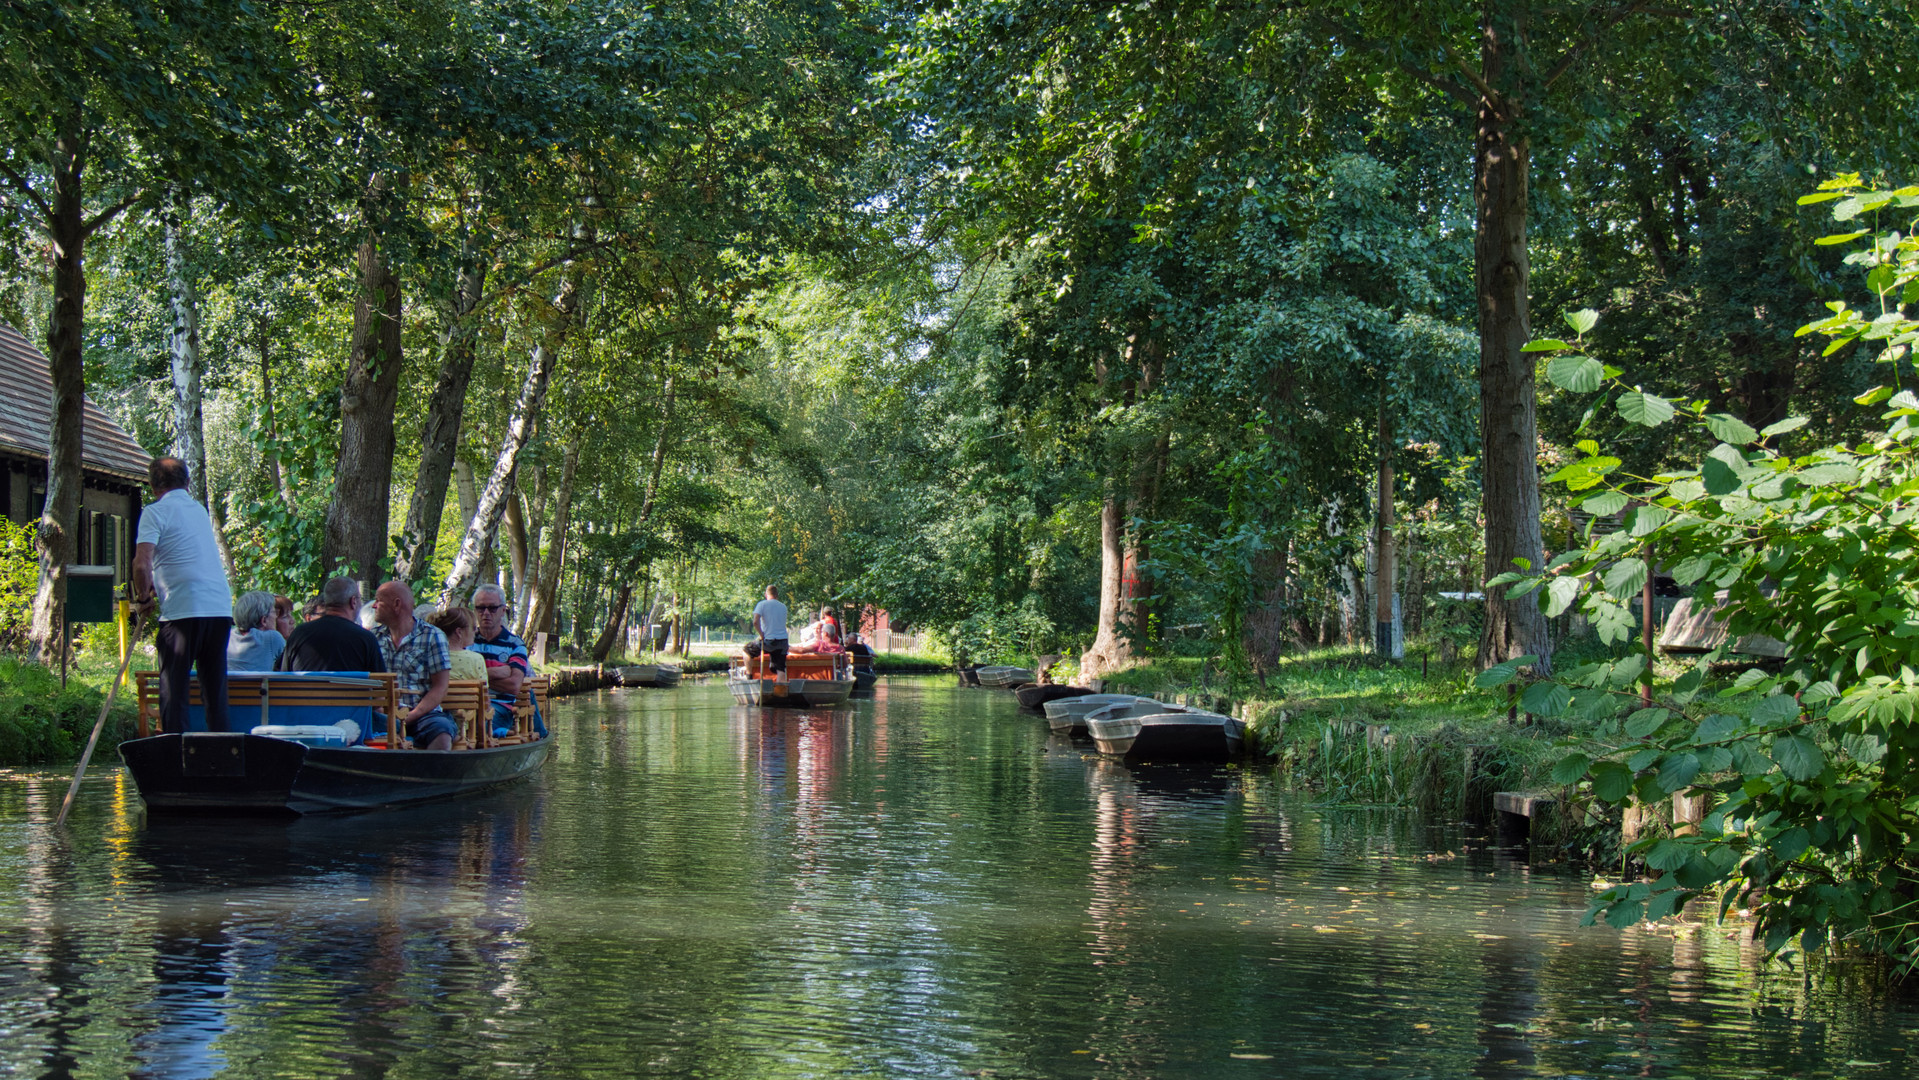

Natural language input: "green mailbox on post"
[67,564,117,623]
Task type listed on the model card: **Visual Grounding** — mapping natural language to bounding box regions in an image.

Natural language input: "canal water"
[2,677,1915,1079]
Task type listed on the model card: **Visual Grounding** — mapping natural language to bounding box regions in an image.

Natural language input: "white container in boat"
[251,724,348,748]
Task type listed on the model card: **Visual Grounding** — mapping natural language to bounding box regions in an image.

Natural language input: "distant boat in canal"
[119,672,552,815]
[727,653,854,708]
[615,663,682,688]
[975,665,1035,689]
[1043,694,1157,735]
[1084,700,1243,762]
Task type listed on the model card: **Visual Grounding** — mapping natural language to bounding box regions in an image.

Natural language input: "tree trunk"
[164,188,207,506]
[590,371,678,654]
[1079,487,1131,681]
[259,317,298,513]
[1472,20,1551,673]
[590,583,632,663]
[526,433,580,636]
[29,107,89,663]
[439,275,579,605]
[394,254,487,582]
[1375,390,1398,660]
[504,484,530,623]
[515,460,550,631]
[324,172,406,581]
[450,456,496,594]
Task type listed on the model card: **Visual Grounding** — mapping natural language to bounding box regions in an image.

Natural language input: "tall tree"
[0,0,288,659]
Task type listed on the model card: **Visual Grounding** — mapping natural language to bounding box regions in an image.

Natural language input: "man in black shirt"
[278,576,385,673]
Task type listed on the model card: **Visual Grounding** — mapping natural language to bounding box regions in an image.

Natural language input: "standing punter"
[745,585,789,675]
[131,456,233,734]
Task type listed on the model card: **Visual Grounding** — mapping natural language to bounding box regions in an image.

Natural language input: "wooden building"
[0,322,150,583]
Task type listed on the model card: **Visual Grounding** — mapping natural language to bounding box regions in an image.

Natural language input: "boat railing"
[135,671,402,743]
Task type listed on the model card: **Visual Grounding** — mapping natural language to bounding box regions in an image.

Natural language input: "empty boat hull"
[1087,713,1244,762]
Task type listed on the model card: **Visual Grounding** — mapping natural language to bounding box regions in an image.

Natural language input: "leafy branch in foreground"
[1485,180,1919,968]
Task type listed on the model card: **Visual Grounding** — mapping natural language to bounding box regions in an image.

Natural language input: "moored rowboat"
[1015,683,1094,711]
[1085,702,1243,762]
[1043,693,1158,735]
[975,665,1035,689]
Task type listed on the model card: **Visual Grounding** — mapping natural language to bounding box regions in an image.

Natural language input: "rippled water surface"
[3,677,1916,1078]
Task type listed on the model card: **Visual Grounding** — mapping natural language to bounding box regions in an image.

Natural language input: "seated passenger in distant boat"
[788,607,844,655]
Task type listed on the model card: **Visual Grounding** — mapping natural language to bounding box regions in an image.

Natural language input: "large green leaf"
[1543,575,1582,617]
[1702,455,1743,496]
[1601,557,1648,598]
[1546,354,1604,392]
[1772,736,1825,781]
[1521,680,1572,717]
[1617,391,1675,426]
[1704,413,1760,445]
[1564,308,1600,335]
[1589,760,1634,802]
[1581,490,1627,516]
[1750,695,1801,726]
[1551,752,1591,785]
[1473,655,1537,689]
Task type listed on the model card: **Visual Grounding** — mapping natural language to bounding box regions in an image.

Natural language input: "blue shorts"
[408,709,458,747]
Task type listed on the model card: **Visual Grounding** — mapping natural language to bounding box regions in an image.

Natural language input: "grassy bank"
[1100,645,1621,858]
[0,654,141,765]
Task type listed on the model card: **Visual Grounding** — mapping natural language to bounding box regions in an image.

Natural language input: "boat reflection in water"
[117,788,545,1078]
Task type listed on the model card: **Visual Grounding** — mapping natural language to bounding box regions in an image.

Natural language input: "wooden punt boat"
[727,653,853,708]
[1043,694,1158,735]
[957,665,983,687]
[851,664,877,697]
[1085,701,1244,762]
[119,672,553,816]
[1014,683,1093,711]
[615,663,682,688]
[976,665,1035,689]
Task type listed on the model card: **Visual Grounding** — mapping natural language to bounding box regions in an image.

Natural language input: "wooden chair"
[441,679,491,749]
[492,674,551,744]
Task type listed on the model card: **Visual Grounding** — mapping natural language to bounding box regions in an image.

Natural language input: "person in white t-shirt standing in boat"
[745,585,789,676]
[131,456,234,734]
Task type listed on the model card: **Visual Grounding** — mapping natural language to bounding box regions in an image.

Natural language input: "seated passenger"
[279,577,384,673]
[789,607,844,655]
[227,590,286,672]
[371,581,457,751]
[845,631,876,668]
[469,584,541,737]
[429,606,490,684]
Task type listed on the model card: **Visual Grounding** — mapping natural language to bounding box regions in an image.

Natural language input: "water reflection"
[0,679,1915,1078]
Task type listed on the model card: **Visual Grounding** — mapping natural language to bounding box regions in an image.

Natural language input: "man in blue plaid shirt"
[372,581,459,750]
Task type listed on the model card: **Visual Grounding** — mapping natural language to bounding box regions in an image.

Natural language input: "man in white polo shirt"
[131,457,234,734]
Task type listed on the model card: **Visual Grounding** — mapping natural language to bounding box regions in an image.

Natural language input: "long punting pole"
[56,611,144,827]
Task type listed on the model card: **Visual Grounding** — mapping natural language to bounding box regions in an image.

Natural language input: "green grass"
[1100,643,1617,854]
[0,650,142,765]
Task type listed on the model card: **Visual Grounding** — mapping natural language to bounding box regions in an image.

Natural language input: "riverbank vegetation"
[5,0,1919,969]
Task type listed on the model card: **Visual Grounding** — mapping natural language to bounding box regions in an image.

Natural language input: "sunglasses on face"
[475,604,505,613]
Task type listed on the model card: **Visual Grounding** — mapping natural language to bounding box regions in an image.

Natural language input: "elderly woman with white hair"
[227,589,287,672]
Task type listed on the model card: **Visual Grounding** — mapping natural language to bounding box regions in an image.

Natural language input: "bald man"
[371,581,457,750]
